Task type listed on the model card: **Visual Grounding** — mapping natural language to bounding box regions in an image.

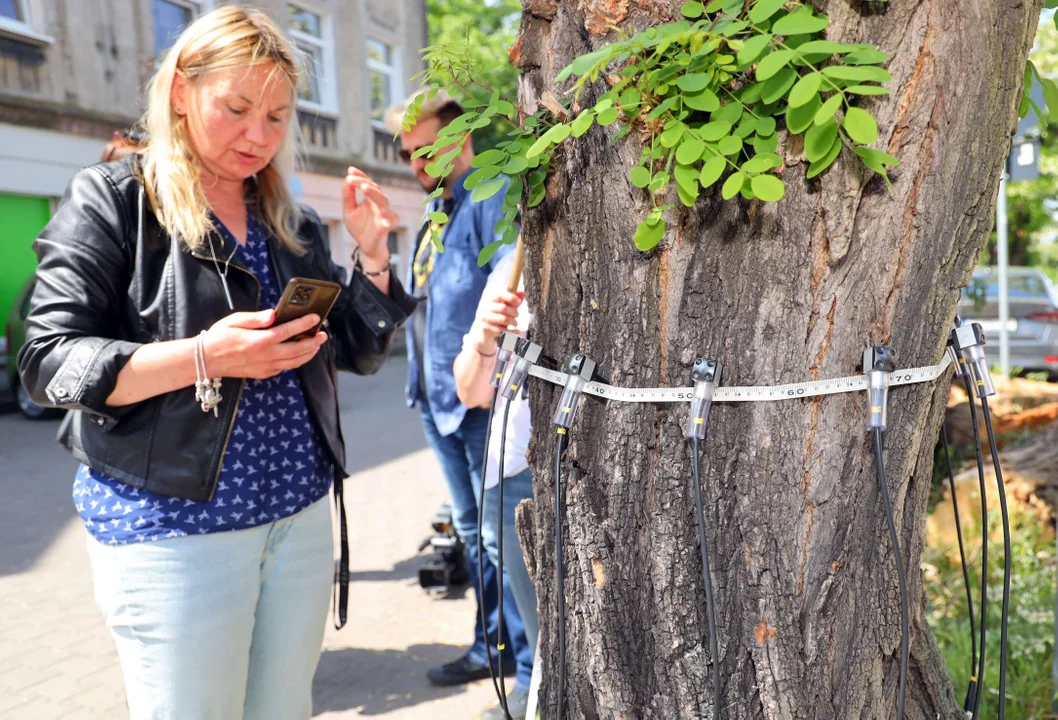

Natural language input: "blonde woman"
[17,7,413,719]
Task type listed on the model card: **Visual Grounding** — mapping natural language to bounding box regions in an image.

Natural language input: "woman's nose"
[244,116,268,145]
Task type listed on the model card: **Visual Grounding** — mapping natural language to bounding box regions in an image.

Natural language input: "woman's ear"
[171,72,188,116]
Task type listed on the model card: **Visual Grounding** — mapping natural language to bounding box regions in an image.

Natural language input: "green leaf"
[796,40,855,55]
[546,123,572,143]
[742,153,782,173]
[822,65,892,83]
[845,49,888,65]
[737,34,773,66]
[756,116,777,137]
[472,149,507,168]
[646,96,679,121]
[700,155,727,187]
[813,94,843,126]
[674,164,699,197]
[845,85,889,96]
[734,114,759,138]
[648,172,670,191]
[634,217,666,251]
[525,135,552,160]
[722,0,743,16]
[619,87,642,109]
[718,135,743,156]
[705,0,724,12]
[681,0,705,17]
[806,134,842,178]
[740,82,765,104]
[762,68,797,104]
[842,107,878,145]
[464,165,503,190]
[772,10,828,36]
[700,120,733,141]
[750,174,785,201]
[571,48,607,76]
[676,137,706,165]
[597,108,620,126]
[1040,77,1058,121]
[788,73,822,108]
[428,211,449,224]
[472,177,506,203]
[571,112,595,137]
[752,132,779,154]
[721,172,745,200]
[748,0,786,23]
[503,156,528,174]
[715,102,743,125]
[677,73,710,92]
[684,88,721,112]
[786,95,819,134]
[804,118,837,162]
[756,50,794,81]
[855,147,899,175]
[630,165,652,188]
[660,123,685,148]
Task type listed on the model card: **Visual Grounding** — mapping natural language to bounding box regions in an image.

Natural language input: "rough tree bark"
[510,0,1042,718]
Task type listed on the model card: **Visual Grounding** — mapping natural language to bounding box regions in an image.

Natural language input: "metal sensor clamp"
[685,357,722,439]
[950,322,996,398]
[553,354,597,429]
[865,346,896,431]
[492,332,521,389]
[501,338,542,401]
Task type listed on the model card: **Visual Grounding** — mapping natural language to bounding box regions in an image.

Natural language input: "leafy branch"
[407,0,901,261]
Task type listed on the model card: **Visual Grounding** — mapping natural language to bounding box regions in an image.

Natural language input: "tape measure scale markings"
[526,354,954,404]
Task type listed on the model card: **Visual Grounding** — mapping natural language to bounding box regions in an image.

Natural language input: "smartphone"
[273,277,341,342]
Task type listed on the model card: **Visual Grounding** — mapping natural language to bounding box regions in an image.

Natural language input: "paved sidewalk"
[0,359,499,719]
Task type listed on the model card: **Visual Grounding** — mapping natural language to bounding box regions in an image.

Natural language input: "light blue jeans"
[86,496,333,720]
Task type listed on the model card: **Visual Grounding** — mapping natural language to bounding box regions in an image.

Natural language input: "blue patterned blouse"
[73,213,334,545]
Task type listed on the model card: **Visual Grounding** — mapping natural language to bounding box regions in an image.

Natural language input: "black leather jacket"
[17,156,416,503]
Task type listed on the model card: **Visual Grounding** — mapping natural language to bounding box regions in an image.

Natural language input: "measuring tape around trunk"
[527,354,953,404]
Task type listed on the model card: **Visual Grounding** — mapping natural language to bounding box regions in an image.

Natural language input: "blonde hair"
[384,88,463,135]
[139,5,304,252]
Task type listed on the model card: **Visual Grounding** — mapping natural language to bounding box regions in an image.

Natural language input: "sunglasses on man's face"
[398,146,428,164]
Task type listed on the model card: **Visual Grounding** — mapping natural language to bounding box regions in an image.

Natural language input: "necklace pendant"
[221,277,234,310]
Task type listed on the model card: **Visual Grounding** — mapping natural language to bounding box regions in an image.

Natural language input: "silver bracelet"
[193,331,223,417]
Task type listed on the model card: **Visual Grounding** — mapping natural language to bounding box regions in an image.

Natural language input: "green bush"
[923,498,1055,718]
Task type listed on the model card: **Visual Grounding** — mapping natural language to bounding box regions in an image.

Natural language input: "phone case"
[274,277,342,342]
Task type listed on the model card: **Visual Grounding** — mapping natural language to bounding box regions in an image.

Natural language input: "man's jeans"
[419,403,533,692]
[483,468,539,652]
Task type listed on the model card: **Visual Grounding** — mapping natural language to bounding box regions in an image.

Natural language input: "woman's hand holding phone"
[203,310,327,380]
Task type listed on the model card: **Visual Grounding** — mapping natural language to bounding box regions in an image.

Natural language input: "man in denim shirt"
[384,91,533,718]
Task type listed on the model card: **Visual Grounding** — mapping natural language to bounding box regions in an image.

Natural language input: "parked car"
[958,266,1058,377]
[6,275,62,419]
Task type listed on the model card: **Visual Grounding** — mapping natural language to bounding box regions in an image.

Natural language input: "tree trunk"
[511,0,1042,717]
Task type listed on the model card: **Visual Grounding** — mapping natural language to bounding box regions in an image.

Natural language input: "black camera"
[417,503,470,591]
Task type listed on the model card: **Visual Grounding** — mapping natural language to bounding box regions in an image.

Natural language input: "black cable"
[691,434,721,718]
[554,430,568,720]
[980,397,1011,719]
[494,398,514,720]
[477,392,505,710]
[872,427,908,720]
[939,424,978,707]
[962,375,989,720]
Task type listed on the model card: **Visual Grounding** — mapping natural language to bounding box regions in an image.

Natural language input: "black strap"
[332,475,349,629]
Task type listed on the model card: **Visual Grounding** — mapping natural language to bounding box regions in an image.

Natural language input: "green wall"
[0,194,51,325]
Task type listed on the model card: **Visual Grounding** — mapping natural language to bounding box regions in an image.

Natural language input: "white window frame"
[288,2,338,116]
[0,0,54,46]
[366,37,402,131]
[152,0,212,58]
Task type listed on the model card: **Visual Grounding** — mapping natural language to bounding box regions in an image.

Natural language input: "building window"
[0,0,52,45]
[153,0,210,58]
[0,0,25,22]
[367,39,400,128]
[289,3,336,113]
